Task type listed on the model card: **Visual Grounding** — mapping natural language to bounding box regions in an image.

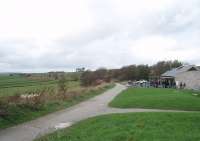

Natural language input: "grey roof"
[161,65,199,78]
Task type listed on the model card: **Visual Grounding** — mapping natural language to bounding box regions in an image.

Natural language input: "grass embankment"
[109,88,200,111]
[35,112,200,141]
[0,82,115,129]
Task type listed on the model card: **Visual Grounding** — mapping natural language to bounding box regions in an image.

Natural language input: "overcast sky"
[0,0,200,72]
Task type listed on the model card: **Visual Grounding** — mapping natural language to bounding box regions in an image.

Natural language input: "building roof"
[161,65,199,78]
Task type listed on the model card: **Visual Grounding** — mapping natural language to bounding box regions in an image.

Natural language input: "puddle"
[192,93,198,96]
[54,122,73,130]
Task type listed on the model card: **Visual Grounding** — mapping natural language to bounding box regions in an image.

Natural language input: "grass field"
[0,74,115,129]
[0,82,114,129]
[35,112,200,141]
[109,88,200,111]
[0,75,82,97]
[0,75,59,97]
[0,75,56,88]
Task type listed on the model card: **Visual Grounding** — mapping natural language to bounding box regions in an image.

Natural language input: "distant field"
[109,88,200,111]
[0,75,56,88]
[0,75,78,97]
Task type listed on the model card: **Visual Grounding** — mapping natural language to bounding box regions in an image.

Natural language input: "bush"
[7,94,21,105]
[0,97,9,117]
[80,69,109,86]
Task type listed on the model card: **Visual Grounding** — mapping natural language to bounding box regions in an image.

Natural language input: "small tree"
[58,76,68,96]
[80,71,92,86]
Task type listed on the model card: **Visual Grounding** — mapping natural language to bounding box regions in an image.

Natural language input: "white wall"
[175,71,200,90]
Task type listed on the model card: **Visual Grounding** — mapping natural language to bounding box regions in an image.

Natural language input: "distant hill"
[0,73,10,76]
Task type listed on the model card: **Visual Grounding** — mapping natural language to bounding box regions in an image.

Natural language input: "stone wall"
[175,71,200,90]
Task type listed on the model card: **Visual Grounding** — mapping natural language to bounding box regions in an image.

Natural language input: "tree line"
[80,60,182,86]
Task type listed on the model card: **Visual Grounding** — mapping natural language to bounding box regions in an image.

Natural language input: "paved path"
[0,84,191,141]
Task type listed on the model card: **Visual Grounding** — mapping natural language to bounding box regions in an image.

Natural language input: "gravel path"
[0,84,191,141]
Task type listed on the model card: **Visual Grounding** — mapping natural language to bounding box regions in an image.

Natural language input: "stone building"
[161,65,200,90]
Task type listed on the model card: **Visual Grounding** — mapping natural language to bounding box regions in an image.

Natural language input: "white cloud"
[0,0,93,40]
[0,0,200,72]
[129,36,178,63]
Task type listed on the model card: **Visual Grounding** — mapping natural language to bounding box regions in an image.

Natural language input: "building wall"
[175,71,200,90]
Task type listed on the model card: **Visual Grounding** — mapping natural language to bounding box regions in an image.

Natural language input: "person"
[162,81,165,88]
[180,82,183,89]
[173,81,176,88]
[166,80,169,88]
[155,81,158,88]
[183,83,186,89]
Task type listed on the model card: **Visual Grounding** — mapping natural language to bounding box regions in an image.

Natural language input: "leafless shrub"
[7,94,21,105]
[19,90,47,111]
[63,90,81,100]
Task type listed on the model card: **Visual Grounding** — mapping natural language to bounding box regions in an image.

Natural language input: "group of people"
[150,80,174,88]
[127,79,187,89]
[150,80,186,89]
[176,81,186,89]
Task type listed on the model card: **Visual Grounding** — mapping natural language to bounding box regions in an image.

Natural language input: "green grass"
[0,75,56,88]
[0,75,82,97]
[0,75,59,97]
[109,88,200,111]
[0,84,115,129]
[35,112,200,141]
[0,74,115,129]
